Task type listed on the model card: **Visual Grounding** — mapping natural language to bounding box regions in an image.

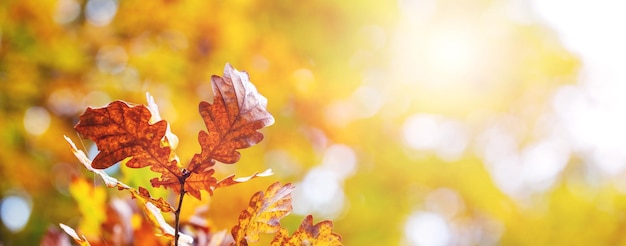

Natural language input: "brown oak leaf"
[65,136,176,213]
[150,169,218,201]
[74,101,182,190]
[188,63,275,174]
[270,215,342,246]
[136,187,175,213]
[182,170,217,200]
[231,182,294,245]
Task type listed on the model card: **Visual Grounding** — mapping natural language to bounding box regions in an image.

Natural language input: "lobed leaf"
[150,169,218,201]
[183,170,218,200]
[231,182,294,245]
[135,187,175,213]
[65,136,175,213]
[270,215,342,246]
[74,101,182,189]
[188,63,275,174]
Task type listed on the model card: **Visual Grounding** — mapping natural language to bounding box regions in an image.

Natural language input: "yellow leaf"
[68,179,106,238]
[270,215,342,246]
[231,182,294,245]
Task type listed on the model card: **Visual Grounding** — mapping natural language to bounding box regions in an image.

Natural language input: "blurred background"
[2,0,626,245]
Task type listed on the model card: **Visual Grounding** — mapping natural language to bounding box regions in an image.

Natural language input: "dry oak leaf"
[270,215,342,246]
[188,63,275,174]
[65,136,175,213]
[179,169,217,200]
[74,101,182,190]
[158,168,273,201]
[231,182,295,245]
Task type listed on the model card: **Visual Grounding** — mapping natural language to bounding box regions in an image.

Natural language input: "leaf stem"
[174,170,190,246]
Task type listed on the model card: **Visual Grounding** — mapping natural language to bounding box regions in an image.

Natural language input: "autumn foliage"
[59,64,342,245]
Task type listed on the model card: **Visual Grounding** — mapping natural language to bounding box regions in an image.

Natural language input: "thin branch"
[174,170,190,246]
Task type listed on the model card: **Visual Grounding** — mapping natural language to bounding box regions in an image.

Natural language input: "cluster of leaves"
[58,64,341,245]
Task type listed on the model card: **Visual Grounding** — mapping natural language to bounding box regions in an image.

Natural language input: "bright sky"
[401,1,626,245]
[531,0,626,176]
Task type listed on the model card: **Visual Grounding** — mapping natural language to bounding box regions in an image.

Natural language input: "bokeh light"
[404,211,451,246]
[293,144,357,219]
[23,107,51,136]
[3,0,626,244]
[0,194,32,233]
[85,0,118,26]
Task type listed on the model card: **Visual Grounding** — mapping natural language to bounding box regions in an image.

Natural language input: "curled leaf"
[59,223,91,246]
[65,136,175,213]
[146,92,179,150]
[143,202,194,246]
[231,182,294,245]
[64,135,126,189]
[134,187,175,213]
[214,168,273,190]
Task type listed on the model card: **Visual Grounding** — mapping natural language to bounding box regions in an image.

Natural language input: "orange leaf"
[150,170,218,200]
[270,215,342,246]
[74,101,182,190]
[188,63,274,173]
[150,171,181,194]
[231,182,294,245]
[135,187,175,213]
[183,170,217,200]
[65,135,175,213]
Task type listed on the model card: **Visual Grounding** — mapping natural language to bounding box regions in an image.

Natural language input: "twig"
[174,170,190,246]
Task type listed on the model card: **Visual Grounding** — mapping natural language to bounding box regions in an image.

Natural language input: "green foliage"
[4,0,625,246]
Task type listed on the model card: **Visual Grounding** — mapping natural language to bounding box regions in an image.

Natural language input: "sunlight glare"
[533,0,626,178]
[398,0,437,22]
[553,84,626,175]
[426,28,479,84]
